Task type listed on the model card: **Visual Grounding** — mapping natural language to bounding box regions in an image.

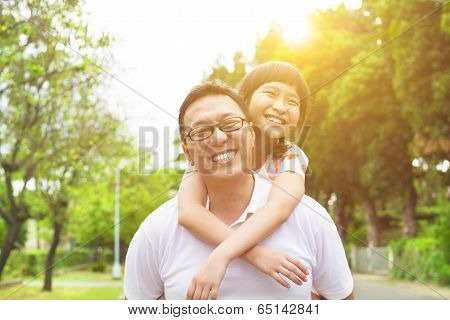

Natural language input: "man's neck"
[253,130,277,169]
[203,173,255,225]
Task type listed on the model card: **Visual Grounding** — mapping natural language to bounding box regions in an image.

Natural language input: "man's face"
[182,94,254,178]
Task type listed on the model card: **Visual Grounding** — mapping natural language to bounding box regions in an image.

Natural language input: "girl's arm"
[209,143,308,263]
[212,170,305,263]
[179,170,309,300]
[178,170,304,254]
[178,170,234,246]
[186,171,307,300]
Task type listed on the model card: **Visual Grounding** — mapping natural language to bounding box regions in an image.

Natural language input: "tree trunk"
[361,195,380,247]
[402,184,418,237]
[351,185,380,247]
[0,218,24,281]
[42,221,63,291]
[323,192,331,211]
[335,196,348,242]
[95,238,104,264]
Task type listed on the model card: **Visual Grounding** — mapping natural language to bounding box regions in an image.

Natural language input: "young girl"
[178,62,311,300]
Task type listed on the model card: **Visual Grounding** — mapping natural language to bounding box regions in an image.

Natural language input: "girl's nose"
[272,100,287,113]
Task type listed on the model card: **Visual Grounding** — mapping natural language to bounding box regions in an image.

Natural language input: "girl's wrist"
[211,246,233,265]
[242,246,263,264]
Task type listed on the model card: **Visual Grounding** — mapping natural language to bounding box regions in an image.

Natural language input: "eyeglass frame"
[183,116,251,141]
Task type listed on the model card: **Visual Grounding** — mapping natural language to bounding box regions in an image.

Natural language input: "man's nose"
[210,127,228,145]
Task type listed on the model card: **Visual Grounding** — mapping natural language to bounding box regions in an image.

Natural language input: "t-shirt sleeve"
[124,226,164,299]
[277,143,309,178]
[312,214,354,299]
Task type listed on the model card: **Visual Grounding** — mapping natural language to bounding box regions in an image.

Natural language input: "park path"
[26,280,122,288]
[24,274,449,299]
[353,274,449,300]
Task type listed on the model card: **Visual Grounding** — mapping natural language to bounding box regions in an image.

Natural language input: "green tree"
[326,50,415,245]
[203,2,450,245]
[0,0,115,280]
[250,7,387,244]
[36,109,127,291]
[372,0,450,159]
[369,0,449,236]
[68,167,182,261]
[207,51,247,87]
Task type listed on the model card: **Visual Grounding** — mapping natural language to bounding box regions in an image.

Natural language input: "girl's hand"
[244,246,309,288]
[186,252,229,300]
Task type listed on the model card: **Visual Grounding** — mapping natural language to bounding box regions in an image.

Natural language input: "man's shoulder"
[138,197,178,238]
[298,195,330,218]
[296,195,336,231]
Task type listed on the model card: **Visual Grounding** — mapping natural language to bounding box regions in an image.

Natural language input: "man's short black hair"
[178,80,248,142]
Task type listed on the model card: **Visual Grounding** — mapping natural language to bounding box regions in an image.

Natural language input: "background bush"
[390,196,450,286]
[2,247,112,279]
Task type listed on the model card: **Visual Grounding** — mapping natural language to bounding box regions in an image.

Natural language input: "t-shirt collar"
[228,172,263,228]
[205,173,264,228]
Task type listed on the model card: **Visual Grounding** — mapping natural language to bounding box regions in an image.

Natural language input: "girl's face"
[247,81,300,140]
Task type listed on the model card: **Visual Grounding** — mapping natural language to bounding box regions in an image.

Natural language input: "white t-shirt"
[124,174,353,300]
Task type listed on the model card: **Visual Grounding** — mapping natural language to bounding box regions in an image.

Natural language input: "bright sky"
[85,0,362,166]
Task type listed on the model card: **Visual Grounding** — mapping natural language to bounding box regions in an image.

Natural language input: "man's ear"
[181,142,193,165]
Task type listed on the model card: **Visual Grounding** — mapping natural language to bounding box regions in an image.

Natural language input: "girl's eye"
[288,100,300,107]
[263,91,275,97]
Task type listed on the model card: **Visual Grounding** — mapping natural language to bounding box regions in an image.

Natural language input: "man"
[124,82,354,300]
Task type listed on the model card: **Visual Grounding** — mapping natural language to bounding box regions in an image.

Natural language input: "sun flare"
[266,0,362,43]
[278,16,311,43]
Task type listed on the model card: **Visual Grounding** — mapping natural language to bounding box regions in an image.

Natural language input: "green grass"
[1,286,122,300]
[26,268,115,282]
[1,268,123,299]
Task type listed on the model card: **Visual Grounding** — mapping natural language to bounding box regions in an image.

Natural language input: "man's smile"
[211,149,237,163]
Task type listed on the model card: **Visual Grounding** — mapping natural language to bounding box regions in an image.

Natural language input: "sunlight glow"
[436,160,449,173]
[279,16,311,43]
[85,0,365,142]
[264,0,362,43]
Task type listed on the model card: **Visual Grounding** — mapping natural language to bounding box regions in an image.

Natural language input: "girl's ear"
[248,123,256,149]
[289,124,300,143]
[241,123,256,172]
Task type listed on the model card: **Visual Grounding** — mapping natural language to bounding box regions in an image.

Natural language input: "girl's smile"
[247,81,300,139]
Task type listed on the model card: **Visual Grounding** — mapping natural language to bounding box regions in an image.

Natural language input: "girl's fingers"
[278,268,302,286]
[286,256,309,275]
[200,287,211,300]
[271,271,291,288]
[192,285,203,300]
[283,261,308,282]
[186,282,195,300]
[210,287,219,300]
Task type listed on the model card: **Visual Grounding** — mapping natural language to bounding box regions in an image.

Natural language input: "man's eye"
[221,120,241,131]
[196,129,211,135]
[191,128,211,138]
[263,91,275,97]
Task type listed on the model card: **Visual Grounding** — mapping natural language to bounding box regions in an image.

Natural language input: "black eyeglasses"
[185,117,248,141]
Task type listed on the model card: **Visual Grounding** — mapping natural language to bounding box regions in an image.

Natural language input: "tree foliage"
[0,0,125,282]
[207,1,449,246]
